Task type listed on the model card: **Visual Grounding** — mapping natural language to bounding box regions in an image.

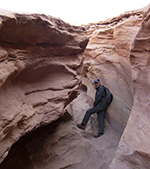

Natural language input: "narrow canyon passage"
[0,5,150,169]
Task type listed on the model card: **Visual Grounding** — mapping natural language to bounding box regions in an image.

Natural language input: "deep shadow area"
[0,118,63,169]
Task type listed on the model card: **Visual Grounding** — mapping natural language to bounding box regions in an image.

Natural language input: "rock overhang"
[0,10,89,164]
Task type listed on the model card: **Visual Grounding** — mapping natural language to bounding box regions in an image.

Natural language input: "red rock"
[0,4,150,169]
[0,10,88,163]
[111,5,150,169]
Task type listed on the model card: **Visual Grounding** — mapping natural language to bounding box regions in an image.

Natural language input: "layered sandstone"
[0,10,88,164]
[110,6,150,169]
[0,5,150,169]
[0,8,145,169]
[77,8,147,169]
[83,9,144,131]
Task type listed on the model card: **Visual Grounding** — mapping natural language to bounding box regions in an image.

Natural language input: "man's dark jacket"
[93,85,108,109]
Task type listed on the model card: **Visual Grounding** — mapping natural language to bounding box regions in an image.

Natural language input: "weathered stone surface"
[83,9,145,135]
[0,5,150,169]
[110,6,150,169]
[70,8,147,169]
[0,87,119,169]
[0,8,147,169]
[0,10,88,164]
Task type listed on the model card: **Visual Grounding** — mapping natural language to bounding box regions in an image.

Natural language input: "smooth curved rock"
[0,5,150,169]
[110,5,150,169]
[83,9,145,134]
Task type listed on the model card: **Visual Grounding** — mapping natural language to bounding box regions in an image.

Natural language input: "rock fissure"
[24,88,63,95]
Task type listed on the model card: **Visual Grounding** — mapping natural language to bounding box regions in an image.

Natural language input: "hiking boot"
[94,133,103,138]
[77,123,85,130]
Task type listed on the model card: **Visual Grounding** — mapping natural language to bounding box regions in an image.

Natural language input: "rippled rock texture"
[78,7,147,169]
[0,10,88,164]
[110,6,150,169]
[0,5,150,169]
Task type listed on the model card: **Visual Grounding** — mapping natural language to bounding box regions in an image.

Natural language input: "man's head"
[94,79,101,88]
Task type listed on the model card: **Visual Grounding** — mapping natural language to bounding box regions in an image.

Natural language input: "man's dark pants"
[81,103,108,134]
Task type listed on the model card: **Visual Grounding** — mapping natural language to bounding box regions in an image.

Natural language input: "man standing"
[77,79,109,138]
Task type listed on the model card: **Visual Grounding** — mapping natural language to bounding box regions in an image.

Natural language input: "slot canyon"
[0,4,150,169]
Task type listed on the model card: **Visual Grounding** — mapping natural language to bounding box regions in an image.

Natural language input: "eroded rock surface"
[74,8,147,169]
[110,6,150,169]
[0,5,150,169]
[82,9,144,132]
[0,10,88,164]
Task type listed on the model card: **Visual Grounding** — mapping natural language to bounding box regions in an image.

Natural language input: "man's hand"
[88,106,94,110]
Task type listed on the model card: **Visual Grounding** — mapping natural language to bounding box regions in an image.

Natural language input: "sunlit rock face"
[110,6,150,169]
[0,10,88,164]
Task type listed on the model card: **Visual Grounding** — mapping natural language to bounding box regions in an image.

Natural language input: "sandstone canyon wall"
[0,10,88,165]
[83,9,143,134]
[78,7,148,169]
[0,5,150,169]
[110,6,150,169]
